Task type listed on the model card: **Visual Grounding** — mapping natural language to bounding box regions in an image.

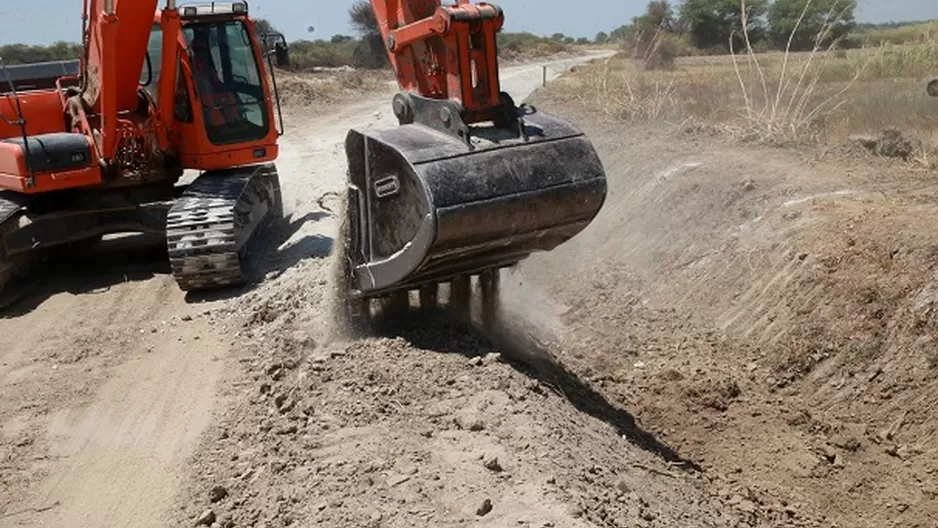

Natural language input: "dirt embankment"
[171,263,734,527]
[518,87,938,528]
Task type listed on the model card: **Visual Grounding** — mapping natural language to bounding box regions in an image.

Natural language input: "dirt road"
[2,52,644,528]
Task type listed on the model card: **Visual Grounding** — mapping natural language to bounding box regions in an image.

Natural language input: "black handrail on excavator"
[260,32,289,136]
[0,58,36,189]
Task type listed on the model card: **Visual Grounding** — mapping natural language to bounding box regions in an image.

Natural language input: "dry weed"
[576,58,678,122]
[726,0,872,145]
[557,1,938,166]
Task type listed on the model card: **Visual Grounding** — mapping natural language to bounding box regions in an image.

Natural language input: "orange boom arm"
[369,0,507,125]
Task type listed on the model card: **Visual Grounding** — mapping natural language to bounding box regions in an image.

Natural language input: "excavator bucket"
[342,103,607,299]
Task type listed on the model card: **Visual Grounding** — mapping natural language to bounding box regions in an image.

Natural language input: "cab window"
[183,21,269,145]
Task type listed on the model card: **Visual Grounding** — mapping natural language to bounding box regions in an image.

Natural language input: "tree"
[348,0,387,68]
[253,18,279,37]
[630,1,676,55]
[576,37,591,45]
[551,33,566,42]
[609,25,633,42]
[331,34,354,44]
[0,42,81,65]
[348,1,378,35]
[767,0,856,51]
[595,31,610,44]
[679,0,769,51]
[633,0,675,33]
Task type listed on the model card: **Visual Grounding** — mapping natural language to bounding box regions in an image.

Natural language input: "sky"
[0,0,934,46]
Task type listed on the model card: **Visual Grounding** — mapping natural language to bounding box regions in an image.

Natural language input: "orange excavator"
[0,0,287,294]
[339,0,608,318]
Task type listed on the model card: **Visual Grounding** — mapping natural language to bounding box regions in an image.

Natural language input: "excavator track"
[0,193,25,295]
[166,163,282,292]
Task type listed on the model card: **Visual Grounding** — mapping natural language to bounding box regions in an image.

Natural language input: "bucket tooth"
[419,283,439,312]
[450,276,472,320]
[479,269,500,330]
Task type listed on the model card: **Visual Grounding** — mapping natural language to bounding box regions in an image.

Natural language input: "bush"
[0,42,81,65]
[497,32,570,59]
[856,22,937,47]
[643,34,681,70]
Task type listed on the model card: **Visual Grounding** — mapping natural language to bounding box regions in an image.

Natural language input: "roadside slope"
[518,84,938,528]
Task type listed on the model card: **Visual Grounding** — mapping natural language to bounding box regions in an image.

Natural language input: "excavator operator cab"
[181,18,270,145]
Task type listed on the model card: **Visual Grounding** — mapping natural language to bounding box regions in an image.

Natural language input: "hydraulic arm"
[366,0,530,142]
[371,0,506,124]
[79,0,162,160]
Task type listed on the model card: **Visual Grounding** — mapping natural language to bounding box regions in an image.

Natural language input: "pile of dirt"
[172,261,741,527]
[276,70,389,108]
[518,87,938,528]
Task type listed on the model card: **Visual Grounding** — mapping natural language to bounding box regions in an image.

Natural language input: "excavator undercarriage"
[167,164,283,291]
[0,164,282,295]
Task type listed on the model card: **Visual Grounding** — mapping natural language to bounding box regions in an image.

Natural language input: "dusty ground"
[518,85,938,528]
[4,46,936,528]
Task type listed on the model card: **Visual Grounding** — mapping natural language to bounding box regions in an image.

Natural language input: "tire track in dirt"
[21,318,226,528]
[0,254,235,528]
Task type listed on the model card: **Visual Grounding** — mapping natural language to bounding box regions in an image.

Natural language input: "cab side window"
[141,24,163,102]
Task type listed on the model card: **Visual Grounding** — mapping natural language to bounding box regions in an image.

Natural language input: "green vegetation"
[498,32,572,60]
[556,0,938,168]
[587,0,935,73]
[852,21,937,46]
[680,0,769,51]
[0,42,82,65]
[767,0,856,51]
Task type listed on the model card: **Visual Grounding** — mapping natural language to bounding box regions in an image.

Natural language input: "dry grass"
[275,69,391,109]
[858,21,938,47]
[557,11,938,167]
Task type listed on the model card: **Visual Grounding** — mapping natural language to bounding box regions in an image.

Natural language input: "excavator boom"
[340,0,608,315]
[369,0,504,121]
[81,0,160,115]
